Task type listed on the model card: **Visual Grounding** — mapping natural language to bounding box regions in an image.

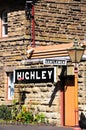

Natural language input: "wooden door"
[64,76,75,126]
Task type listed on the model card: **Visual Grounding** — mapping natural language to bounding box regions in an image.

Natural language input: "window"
[2,10,8,37]
[7,72,14,100]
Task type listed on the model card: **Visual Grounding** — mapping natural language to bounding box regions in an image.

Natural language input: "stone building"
[0,0,86,127]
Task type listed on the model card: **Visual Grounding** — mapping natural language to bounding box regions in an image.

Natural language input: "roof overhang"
[27,41,86,60]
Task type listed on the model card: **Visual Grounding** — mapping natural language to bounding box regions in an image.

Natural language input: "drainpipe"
[25,1,35,47]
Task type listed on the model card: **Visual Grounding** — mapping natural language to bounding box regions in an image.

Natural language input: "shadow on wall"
[49,66,67,107]
[49,66,74,107]
[49,80,63,107]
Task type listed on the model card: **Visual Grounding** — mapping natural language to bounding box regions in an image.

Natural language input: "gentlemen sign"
[14,67,56,84]
[43,59,67,65]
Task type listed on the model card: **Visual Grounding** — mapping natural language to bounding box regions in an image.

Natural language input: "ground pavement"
[0,124,73,130]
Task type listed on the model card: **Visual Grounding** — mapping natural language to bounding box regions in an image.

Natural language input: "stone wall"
[78,62,86,115]
[14,82,61,125]
[0,0,86,125]
[0,0,86,65]
[34,0,86,45]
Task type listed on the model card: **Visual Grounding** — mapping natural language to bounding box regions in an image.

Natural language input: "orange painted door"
[64,76,75,126]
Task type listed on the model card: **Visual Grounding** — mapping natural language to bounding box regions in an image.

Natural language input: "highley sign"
[14,67,56,84]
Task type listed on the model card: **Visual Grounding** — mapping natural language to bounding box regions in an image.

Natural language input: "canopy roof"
[27,41,86,59]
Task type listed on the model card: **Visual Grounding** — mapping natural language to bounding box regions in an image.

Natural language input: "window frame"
[7,72,14,100]
[1,10,8,37]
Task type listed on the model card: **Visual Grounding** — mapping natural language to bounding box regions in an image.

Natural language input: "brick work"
[34,0,86,45]
[14,82,61,125]
[78,62,86,114]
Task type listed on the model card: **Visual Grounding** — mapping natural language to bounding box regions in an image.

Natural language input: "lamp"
[68,38,84,130]
[68,38,84,64]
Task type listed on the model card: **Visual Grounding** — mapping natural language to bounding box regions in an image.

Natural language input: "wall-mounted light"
[68,38,84,66]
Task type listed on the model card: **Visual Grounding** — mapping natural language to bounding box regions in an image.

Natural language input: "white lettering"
[42,71,46,79]
[36,71,40,79]
[17,72,21,79]
[22,72,24,79]
[25,72,29,79]
[30,71,35,79]
[48,71,52,79]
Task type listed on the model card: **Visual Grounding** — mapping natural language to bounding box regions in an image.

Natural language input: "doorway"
[63,76,75,126]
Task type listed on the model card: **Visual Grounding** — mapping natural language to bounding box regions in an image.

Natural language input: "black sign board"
[14,67,56,84]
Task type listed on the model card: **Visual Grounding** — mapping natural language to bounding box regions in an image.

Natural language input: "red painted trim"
[60,91,64,126]
[31,5,35,47]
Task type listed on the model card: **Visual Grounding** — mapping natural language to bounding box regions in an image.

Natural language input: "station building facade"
[0,0,86,126]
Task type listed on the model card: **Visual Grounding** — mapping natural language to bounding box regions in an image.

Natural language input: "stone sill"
[0,36,30,43]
